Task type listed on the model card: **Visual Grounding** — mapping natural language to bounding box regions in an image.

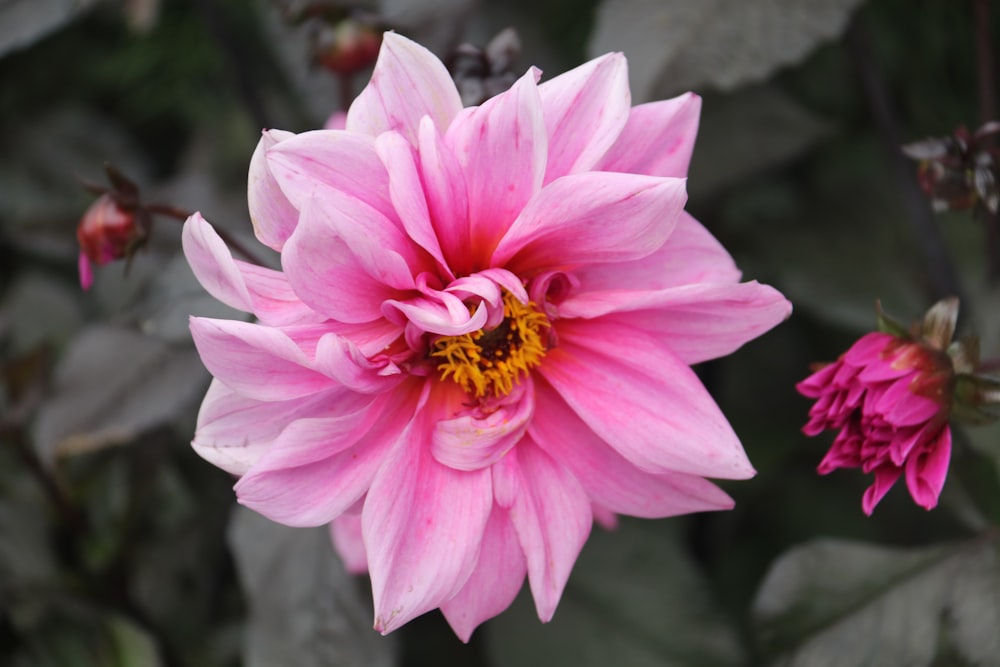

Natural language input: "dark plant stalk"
[846,20,965,304]
[974,0,1000,282]
[146,203,268,266]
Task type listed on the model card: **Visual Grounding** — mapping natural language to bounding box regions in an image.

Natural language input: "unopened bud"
[313,19,381,76]
[76,194,138,290]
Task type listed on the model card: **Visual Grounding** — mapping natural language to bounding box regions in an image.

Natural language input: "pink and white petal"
[183,213,254,312]
[441,507,527,642]
[530,380,735,517]
[417,117,472,275]
[493,172,686,275]
[565,212,740,296]
[331,512,368,574]
[446,70,547,263]
[383,293,488,336]
[905,427,951,511]
[375,131,450,273]
[347,32,463,144]
[539,318,754,479]
[282,197,411,323]
[190,317,333,401]
[249,129,299,251]
[192,379,343,475]
[595,93,701,178]
[502,439,591,622]
[266,129,397,222]
[235,387,418,527]
[364,412,493,634]
[314,333,404,394]
[561,281,791,365]
[537,52,630,182]
[431,381,534,472]
[236,262,325,326]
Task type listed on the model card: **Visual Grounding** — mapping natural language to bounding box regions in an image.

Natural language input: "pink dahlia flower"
[184,33,791,638]
[797,332,954,515]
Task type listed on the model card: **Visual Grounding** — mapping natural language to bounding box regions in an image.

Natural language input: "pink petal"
[347,32,463,144]
[499,439,591,621]
[565,211,740,293]
[330,512,368,574]
[862,465,902,515]
[446,69,547,263]
[530,381,735,517]
[560,281,792,365]
[431,381,534,471]
[375,130,450,274]
[904,426,951,511]
[492,172,686,275]
[235,387,418,527]
[189,317,332,401]
[314,333,404,394]
[441,507,527,642]
[248,129,298,251]
[192,378,343,475]
[282,196,414,323]
[538,318,754,479]
[595,93,701,178]
[265,129,397,222]
[78,252,94,290]
[537,52,630,182]
[874,378,942,427]
[843,332,894,366]
[417,117,472,275]
[363,409,493,634]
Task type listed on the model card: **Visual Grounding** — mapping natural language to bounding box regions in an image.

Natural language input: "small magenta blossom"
[77,193,137,290]
[184,33,790,638]
[798,331,954,515]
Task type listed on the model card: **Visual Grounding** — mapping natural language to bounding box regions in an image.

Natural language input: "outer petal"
[537,52,630,182]
[492,172,686,275]
[538,318,754,479]
[500,439,591,621]
[182,213,319,326]
[441,507,527,642]
[559,281,792,365]
[248,129,298,251]
[347,32,463,144]
[192,378,342,475]
[235,387,418,527]
[446,70,547,265]
[531,380,735,517]
[862,465,902,515]
[364,408,493,634]
[189,317,333,402]
[331,512,368,574]
[905,427,951,510]
[595,93,701,178]
[565,211,740,292]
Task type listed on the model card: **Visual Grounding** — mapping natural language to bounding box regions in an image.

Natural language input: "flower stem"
[974,0,1000,282]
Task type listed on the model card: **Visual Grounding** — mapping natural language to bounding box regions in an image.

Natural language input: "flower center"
[431,291,550,399]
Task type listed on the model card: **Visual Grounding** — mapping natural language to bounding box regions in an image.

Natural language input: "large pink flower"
[184,33,791,638]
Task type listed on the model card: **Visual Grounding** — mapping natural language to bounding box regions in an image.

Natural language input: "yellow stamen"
[431,291,550,399]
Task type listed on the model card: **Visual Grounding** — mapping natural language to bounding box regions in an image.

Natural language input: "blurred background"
[2,1,999,665]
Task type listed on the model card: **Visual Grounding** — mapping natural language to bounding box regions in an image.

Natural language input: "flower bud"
[76,194,138,290]
[313,19,381,76]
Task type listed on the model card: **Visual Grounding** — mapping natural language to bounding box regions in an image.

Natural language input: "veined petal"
[560,281,792,365]
[283,196,413,322]
[441,507,527,642]
[531,381,735,517]
[565,211,740,294]
[249,129,298,251]
[417,117,471,275]
[189,317,333,402]
[538,52,630,182]
[595,93,701,178]
[446,69,547,265]
[266,129,396,221]
[500,439,591,622]
[347,32,463,144]
[314,333,404,394]
[493,172,686,274]
[364,409,493,634]
[538,318,754,479]
[235,386,419,527]
[192,378,344,475]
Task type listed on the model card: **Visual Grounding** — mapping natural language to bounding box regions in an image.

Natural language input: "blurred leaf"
[753,538,1000,666]
[487,519,744,667]
[689,85,834,199]
[589,0,864,101]
[228,507,397,667]
[1,273,84,354]
[32,324,207,461]
[0,448,58,592]
[0,0,101,58]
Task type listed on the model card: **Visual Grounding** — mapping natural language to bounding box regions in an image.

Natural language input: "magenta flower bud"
[313,19,382,76]
[76,194,137,290]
